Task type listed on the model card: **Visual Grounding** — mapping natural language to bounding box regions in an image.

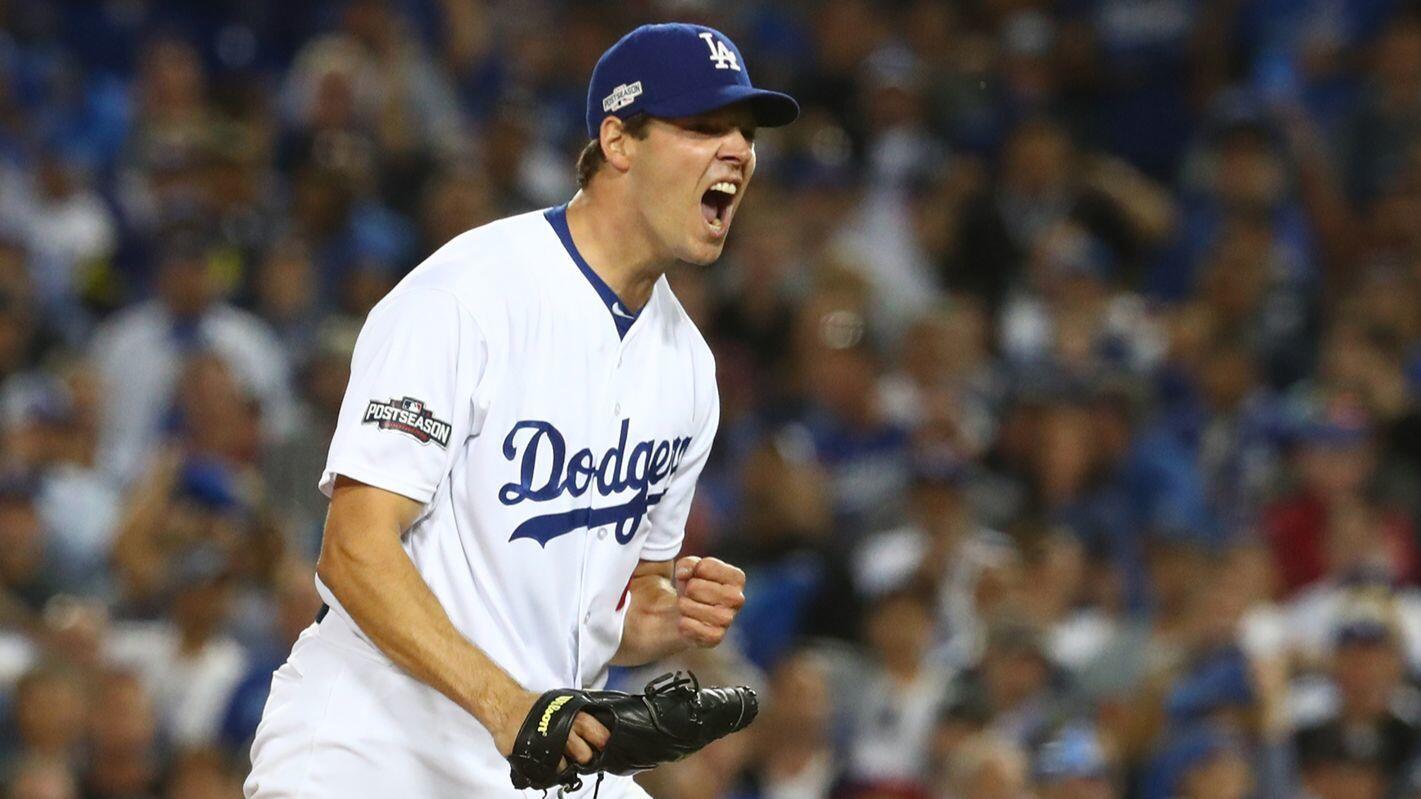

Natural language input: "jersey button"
[597,528,607,540]
[614,402,621,415]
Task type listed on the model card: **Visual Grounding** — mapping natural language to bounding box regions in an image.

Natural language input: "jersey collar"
[544,204,640,340]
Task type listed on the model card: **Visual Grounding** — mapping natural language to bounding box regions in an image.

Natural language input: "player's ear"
[601,116,634,174]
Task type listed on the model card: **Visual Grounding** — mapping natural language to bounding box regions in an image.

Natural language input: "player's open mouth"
[700,181,737,235]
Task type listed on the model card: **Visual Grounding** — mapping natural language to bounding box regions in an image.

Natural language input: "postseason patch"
[362,397,452,448]
[602,81,643,112]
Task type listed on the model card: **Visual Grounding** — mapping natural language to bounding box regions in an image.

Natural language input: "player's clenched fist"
[673,556,746,647]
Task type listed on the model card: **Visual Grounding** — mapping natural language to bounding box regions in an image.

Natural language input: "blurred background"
[5,0,1421,797]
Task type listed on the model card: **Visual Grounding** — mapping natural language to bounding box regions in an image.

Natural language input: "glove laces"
[547,770,605,799]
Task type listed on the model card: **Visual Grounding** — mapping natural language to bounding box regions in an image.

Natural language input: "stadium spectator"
[90,237,294,482]
[843,587,948,790]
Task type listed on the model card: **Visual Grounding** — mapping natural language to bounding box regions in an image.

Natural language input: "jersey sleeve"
[640,377,720,561]
[320,288,487,504]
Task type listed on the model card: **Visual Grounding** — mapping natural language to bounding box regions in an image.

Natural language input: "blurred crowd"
[7,0,1421,797]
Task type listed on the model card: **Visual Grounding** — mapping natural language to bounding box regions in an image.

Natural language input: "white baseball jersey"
[245,206,718,798]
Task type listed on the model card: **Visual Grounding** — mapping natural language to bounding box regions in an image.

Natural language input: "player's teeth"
[711,182,737,195]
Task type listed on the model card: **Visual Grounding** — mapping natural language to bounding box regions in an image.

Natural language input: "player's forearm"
[317,522,524,732]
[611,575,689,666]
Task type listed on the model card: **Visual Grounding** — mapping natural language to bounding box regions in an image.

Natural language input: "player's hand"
[491,689,610,767]
[564,711,611,767]
[673,556,746,648]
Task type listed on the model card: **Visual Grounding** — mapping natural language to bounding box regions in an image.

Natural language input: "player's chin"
[688,218,735,262]
[682,237,728,266]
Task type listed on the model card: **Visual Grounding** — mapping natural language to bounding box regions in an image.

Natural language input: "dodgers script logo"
[499,418,692,547]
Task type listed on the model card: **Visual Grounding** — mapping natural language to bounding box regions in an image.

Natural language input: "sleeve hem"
[638,539,683,561]
[319,461,436,505]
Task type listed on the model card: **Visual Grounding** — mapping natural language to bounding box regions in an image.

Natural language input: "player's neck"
[564,190,666,311]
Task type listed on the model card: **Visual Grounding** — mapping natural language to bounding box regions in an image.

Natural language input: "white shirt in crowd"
[90,300,296,481]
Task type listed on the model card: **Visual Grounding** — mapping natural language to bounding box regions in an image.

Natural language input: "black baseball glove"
[506,671,758,794]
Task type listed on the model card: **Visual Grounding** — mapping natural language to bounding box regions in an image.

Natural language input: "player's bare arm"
[316,476,610,764]
[611,556,747,666]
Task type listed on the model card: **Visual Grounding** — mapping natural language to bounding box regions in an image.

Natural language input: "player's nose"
[717,128,753,164]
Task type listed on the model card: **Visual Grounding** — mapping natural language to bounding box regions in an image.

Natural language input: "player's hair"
[576,114,653,188]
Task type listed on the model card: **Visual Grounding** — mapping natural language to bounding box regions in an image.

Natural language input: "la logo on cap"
[698,32,740,71]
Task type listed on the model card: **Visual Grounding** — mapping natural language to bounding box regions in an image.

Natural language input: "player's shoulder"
[399,209,552,294]
[376,209,560,325]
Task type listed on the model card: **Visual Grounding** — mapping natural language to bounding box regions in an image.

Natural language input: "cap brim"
[645,84,800,128]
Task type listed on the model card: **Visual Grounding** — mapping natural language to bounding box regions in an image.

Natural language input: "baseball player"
[244,22,798,798]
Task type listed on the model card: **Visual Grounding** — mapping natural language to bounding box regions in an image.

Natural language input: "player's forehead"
[657,103,758,132]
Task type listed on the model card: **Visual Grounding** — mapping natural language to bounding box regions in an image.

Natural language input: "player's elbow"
[315,513,390,596]
[315,483,412,594]
[315,526,359,598]
[314,538,347,591]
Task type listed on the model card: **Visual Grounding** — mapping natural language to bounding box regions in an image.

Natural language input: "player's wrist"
[492,690,536,755]
[469,676,533,747]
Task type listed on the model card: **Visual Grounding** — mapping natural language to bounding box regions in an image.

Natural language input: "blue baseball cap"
[1164,647,1255,723]
[585,23,799,139]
